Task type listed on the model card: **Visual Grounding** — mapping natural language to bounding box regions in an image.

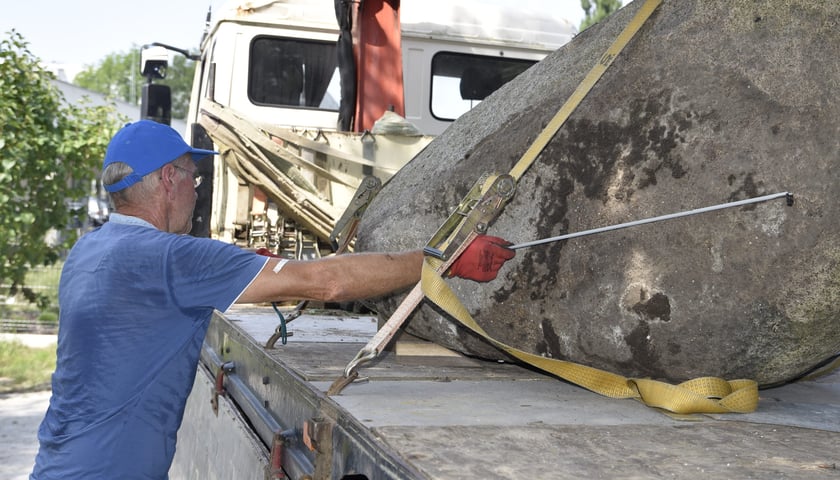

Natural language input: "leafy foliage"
[75,47,197,120]
[0,30,123,307]
[581,0,624,31]
[74,50,141,103]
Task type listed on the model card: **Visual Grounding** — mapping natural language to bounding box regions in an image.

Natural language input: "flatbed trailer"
[170,305,840,479]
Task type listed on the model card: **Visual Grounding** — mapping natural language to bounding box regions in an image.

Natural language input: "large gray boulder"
[355,0,840,387]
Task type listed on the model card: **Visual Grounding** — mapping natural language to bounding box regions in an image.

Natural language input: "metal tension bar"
[328,174,516,395]
[510,191,794,250]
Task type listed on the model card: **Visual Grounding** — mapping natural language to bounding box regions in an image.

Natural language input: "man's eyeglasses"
[173,165,203,189]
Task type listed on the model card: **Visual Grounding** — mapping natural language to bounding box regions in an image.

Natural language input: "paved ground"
[0,333,57,349]
[0,334,55,479]
[0,390,49,480]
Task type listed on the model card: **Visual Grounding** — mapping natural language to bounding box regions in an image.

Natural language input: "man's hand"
[447,235,515,282]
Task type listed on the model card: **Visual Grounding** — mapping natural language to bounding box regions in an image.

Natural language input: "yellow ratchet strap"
[420,0,759,414]
[422,259,757,414]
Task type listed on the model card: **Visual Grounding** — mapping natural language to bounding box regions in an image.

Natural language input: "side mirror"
[140,46,170,80]
[139,45,172,125]
[141,84,172,125]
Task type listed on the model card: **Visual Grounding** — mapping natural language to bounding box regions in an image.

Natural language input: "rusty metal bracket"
[303,416,336,478]
[269,432,286,479]
[210,361,234,416]
[268,429,297,479]
[302,418,333,453]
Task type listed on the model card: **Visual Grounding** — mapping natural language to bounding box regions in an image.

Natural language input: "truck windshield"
[248,36,339,109]
[431,52,535,120]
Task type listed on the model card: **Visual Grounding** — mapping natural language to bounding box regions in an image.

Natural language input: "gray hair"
[103,154,194,208]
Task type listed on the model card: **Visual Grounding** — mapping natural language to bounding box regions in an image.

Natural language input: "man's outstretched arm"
[238,235,515,304]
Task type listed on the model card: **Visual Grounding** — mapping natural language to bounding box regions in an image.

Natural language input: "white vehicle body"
[179,0,574,252]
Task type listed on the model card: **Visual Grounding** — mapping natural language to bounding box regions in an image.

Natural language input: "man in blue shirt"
[30,120,514,479]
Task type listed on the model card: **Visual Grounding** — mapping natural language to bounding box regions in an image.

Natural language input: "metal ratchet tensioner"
[423,173,516,260]
[328,173,516,394]
[329,175,383,252]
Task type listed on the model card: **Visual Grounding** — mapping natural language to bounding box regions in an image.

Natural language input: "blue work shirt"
[31,214,268,479]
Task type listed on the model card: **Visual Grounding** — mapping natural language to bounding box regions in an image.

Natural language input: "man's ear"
[159,164,178,197]
[161,164,176,184]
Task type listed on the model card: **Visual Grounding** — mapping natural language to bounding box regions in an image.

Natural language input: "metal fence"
[0,263,62,334]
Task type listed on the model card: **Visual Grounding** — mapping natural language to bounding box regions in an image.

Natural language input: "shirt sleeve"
[166,236,269,312]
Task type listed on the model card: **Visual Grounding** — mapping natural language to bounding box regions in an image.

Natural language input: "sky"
[1,1,589,69]
[1,0,221,65]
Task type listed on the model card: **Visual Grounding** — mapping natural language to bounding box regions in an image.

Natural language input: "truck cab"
[142,0,574,256]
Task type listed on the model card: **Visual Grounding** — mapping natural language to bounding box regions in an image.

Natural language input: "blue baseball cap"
[102,120,217,192]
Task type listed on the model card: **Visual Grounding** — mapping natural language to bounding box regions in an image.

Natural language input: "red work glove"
[447,235,515,282]
[255,248,280,258]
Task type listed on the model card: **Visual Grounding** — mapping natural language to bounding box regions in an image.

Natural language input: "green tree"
[74,50,141,104]
[166,54,197,120]
[74,46,196,120]
[581,0,623,31]
[0,30,123,307]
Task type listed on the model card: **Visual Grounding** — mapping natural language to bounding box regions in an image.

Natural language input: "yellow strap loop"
[421,260,758,414]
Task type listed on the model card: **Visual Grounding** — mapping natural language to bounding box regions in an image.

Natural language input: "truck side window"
[430,52,535,120]
[249,36,339,109]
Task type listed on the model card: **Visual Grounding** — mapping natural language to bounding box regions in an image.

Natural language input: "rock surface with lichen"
[355,0,840,386]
